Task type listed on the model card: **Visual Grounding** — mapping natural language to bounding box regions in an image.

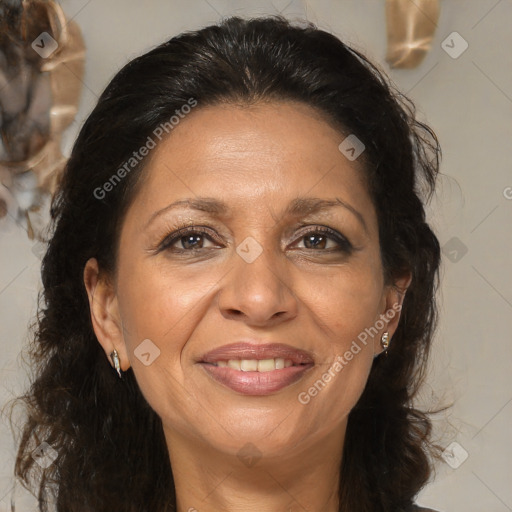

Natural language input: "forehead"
[125,101,374,226]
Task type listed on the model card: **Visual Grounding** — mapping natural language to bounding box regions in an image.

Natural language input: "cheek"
[115,260,216,426]
[298,269,381,429]
[117,257,220,343]
[304,259,384,345]
[115,256,226,415]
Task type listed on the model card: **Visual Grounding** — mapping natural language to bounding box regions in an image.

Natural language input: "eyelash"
[157,222,353,255]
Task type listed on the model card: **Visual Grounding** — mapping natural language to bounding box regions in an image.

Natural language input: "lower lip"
[198,363,314,395]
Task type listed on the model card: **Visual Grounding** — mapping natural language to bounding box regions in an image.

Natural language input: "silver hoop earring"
[110,349,122,379]
[380,332,390,350]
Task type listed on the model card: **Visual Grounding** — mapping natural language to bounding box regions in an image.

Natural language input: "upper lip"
[199,342,315,365]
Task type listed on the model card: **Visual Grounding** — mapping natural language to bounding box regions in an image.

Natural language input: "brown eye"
[294,226,353,253]
[159,228,219,252]
[302,233,333,249]
[177,233,206,250]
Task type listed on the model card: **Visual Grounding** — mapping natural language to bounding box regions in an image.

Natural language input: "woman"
[12,15,444,512]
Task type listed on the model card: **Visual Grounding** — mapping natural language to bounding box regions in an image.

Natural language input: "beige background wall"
[1,1,511,510]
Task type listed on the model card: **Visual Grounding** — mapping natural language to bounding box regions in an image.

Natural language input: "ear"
[83,258,131,372]
[374,271,412,357]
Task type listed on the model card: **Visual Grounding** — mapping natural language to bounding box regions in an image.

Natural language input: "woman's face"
[86,101,408,460]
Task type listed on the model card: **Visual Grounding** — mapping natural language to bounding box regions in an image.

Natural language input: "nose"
[217,241,298,327]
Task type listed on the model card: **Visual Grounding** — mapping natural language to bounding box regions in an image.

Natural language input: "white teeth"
[240,359,258,371]
[227,360,241,370]
[213,358,296,371]
[258,359,276,372]
[274,358,285,369]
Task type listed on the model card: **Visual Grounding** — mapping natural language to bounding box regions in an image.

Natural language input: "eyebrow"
[144,196,368,233]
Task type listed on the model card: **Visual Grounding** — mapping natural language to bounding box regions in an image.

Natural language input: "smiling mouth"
[198,341,315,394]
[198,358,315,396]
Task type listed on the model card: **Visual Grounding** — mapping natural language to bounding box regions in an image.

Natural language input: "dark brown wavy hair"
[9,15,445,512]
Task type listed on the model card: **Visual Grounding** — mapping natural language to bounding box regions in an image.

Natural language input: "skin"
[84,101,411,512]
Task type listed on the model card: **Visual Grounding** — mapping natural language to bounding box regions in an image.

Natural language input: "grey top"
[412,506,440,512]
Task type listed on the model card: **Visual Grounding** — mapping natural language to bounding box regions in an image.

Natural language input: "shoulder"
[411,506,442,512]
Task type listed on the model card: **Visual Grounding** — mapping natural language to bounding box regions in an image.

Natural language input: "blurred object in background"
[385,0,439,69]
[0,0,85,240]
